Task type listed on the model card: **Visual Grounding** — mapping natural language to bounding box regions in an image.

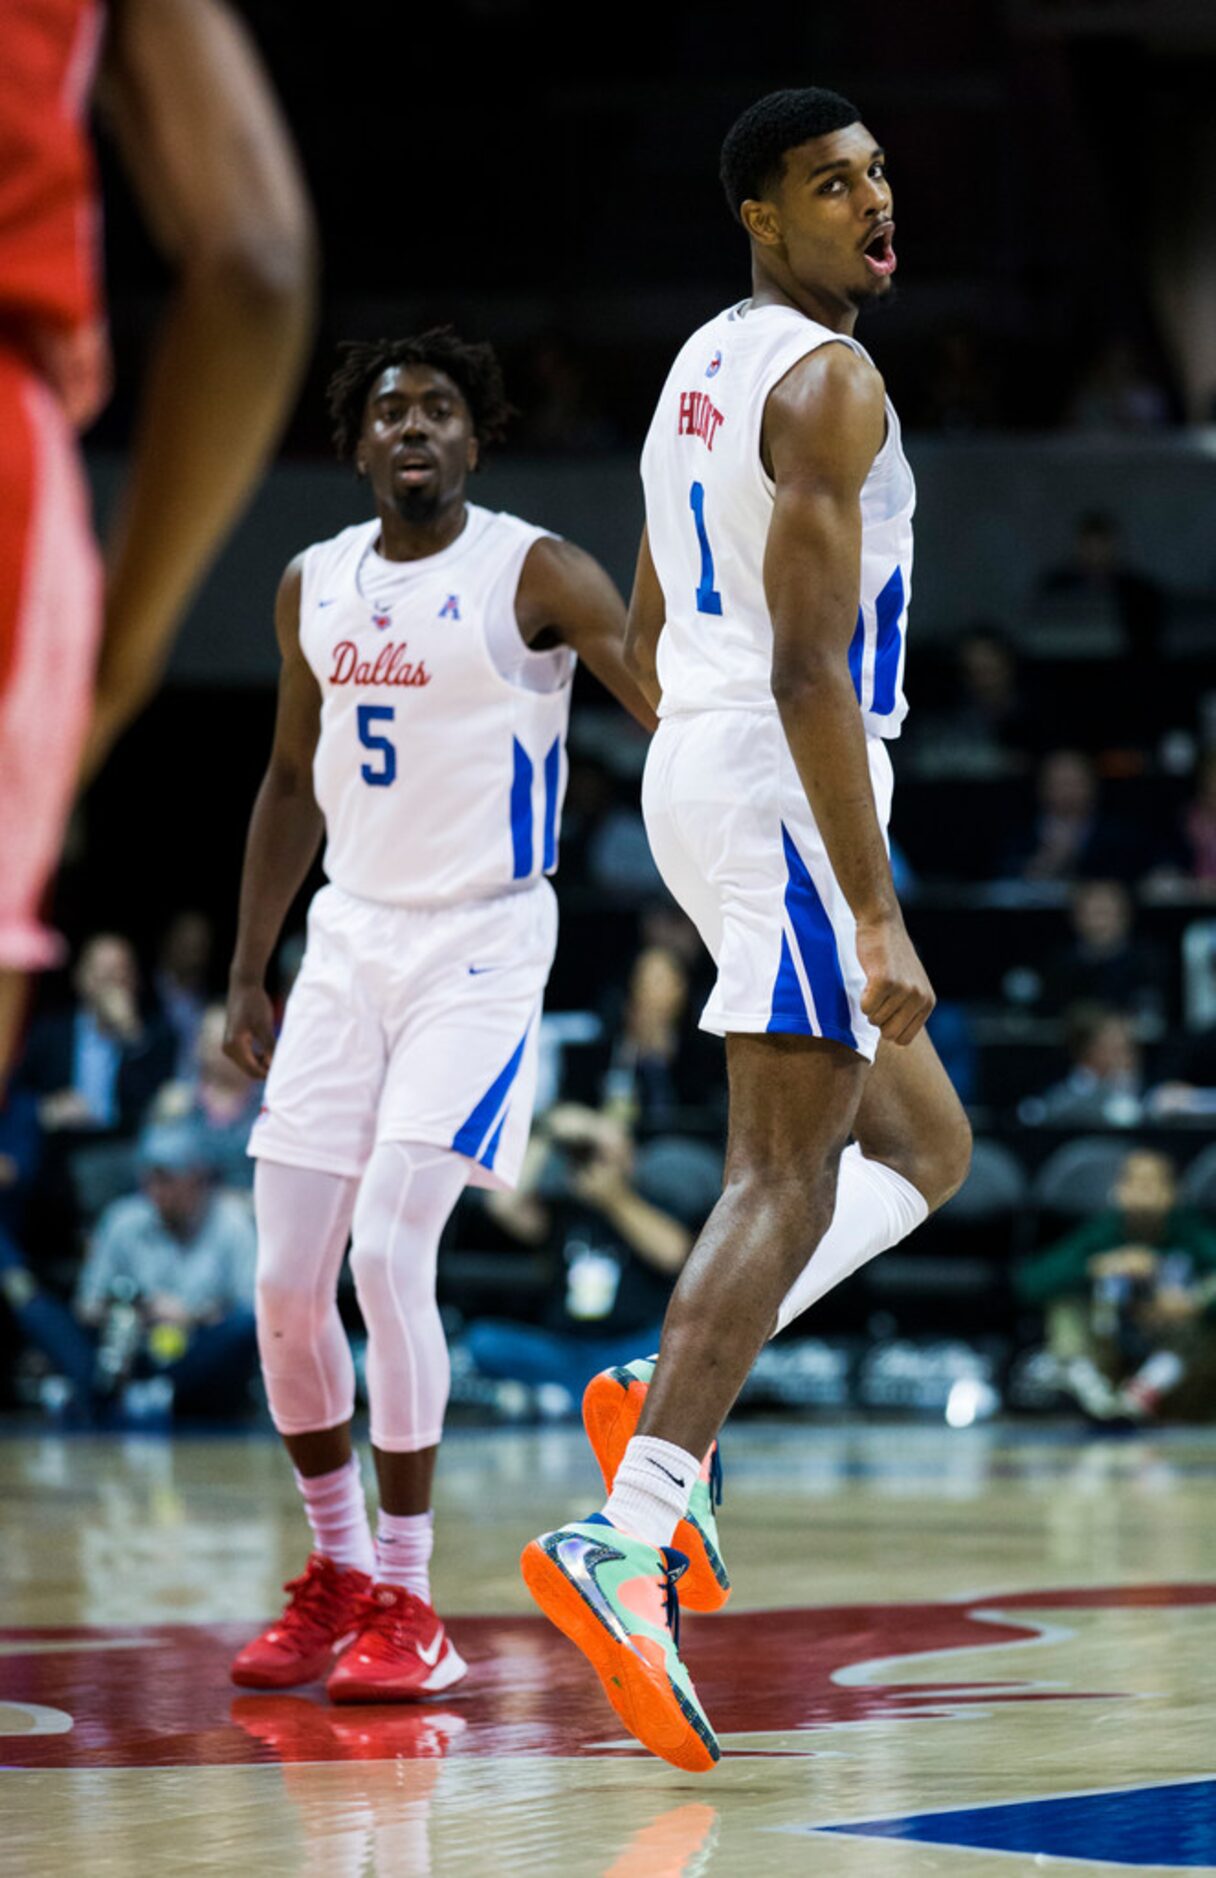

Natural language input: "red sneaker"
[327,1584,468,1704]
[230,1554,373,1689]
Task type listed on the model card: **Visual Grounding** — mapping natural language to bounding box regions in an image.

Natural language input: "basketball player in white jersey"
[523,90,973,1769]
[223,329,655,1702]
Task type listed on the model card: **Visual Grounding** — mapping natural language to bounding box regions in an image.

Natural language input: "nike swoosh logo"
[318,598,337,607]
[646,1457,687,1488]
[554,1534,633,1646]
[416,1628,445,1667]
[467,965,499,975]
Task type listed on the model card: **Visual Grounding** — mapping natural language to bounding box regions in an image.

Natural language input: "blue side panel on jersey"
[870,565,905,717]
[510,738,534,879]
[478,1107,509,1171]
[542,736,561,873]
[810,1779,1216,1867]
[452,1027,530,1160]
[846,607,865,704]
[781,824,857,1049]
[767,932,812,1034]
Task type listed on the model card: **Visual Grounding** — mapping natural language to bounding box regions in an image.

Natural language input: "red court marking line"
[0,1586,1211,1771]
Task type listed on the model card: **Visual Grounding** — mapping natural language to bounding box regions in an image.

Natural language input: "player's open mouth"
[862,223,897,278]
[395,457,436,483]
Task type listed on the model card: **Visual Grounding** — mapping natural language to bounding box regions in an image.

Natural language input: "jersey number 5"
[357,704,396,787]
[689,480,723,617]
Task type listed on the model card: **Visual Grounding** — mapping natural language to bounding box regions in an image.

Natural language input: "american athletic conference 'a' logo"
[438,594,461,620]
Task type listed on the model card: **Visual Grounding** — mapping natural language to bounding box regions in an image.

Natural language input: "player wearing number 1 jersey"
[224,329,654,1703]
[523,89,973,1769]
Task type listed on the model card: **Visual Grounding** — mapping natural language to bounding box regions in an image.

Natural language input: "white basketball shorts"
[642,710,895,1061]
[249,879,558,1188]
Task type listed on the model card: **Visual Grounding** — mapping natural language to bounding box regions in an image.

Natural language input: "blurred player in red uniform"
[0,0,316,1077]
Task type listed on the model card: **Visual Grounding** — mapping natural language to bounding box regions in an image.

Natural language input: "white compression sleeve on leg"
[349,1140,468,1454]
[254,1159,360,1434]
[773,1143,929,1335]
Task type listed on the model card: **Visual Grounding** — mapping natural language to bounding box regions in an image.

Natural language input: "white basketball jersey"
[298,504,574,906]
[641,300,915,736]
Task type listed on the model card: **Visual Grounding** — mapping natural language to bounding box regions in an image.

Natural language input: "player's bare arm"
[516,536,659,732]
[764,342,933,1046]
[224,556,324,1078]
[623,526,665,715]
[82,0,317,784]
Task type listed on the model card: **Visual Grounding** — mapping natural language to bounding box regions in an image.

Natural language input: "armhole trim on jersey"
[479,527,576,698]
[755,332,859,498]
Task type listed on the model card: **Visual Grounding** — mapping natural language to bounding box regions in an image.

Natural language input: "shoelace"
[350,1587,432,1651]
[709,1442,724,1510]
[659,1548,689,1650]
[277,1563,355,1641]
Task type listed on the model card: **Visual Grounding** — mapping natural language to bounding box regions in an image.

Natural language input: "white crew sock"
[294,1453,375,1575]
[774,1143,929,1335]
[602,1436,699,1550]
[375,1508,435,1603]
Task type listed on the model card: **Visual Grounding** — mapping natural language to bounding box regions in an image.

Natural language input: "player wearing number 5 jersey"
[224,329,654,1703]
[523,89,973,1769]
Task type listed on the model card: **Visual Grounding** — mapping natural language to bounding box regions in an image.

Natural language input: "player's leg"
[233,896,387,1689]
[773,1023,972,1330]
[325,1139,469,1702]
[0,354,103,1084]
[230,1159,376,1689]
[523,1032,869,1771]
[326,886,557,1702]
[631,1031,868,1462]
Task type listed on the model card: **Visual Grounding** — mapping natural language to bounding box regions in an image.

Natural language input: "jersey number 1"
[358,704,396,787]
[689,480,723,617]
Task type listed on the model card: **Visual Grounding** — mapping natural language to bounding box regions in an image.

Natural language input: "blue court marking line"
[788,1776,1216,1869]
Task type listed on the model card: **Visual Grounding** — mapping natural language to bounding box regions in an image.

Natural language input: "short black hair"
[326,328,512,463]
[720,87,861,222]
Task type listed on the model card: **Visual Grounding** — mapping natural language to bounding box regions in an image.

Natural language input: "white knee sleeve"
[774,1143,929,1335]
[349,1141,467,1454]
[254,1160,359,1435]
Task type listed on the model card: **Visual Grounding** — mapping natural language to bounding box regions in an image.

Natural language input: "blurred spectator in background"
[1065,337,1172,433]
[21,934,175,1139]
[514,335,621,453]
[907,625,1037,779]
[1180,751,1216,888]
[461,1106,719,1413]
[154,911,215,1079]
[1016,1150,1216,1423]
[1018,1003,1144,1127]
[1036,511,1165,667]
[1038,881,1168,1026]
[0,1120,256,1425]
[154,1004,262,1189]
[598,945,721,1134]
[917,327,1001,432]
[1000,750,1142,884]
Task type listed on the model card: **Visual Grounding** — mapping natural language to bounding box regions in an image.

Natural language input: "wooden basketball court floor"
[3,1418,1215,1877]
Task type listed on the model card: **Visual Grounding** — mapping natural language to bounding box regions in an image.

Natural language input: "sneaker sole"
[519,1538,719,1774]
[230,1642,346,1690]
[327,1642,468,1705]
[582,1371,730,1614]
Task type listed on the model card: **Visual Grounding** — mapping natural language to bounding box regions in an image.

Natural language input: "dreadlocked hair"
[326,328,513,464]
[720,87,860,222]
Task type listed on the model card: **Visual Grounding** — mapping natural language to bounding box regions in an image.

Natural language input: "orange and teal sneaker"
[582,1357,730,1613]
[520,1513,719,1773]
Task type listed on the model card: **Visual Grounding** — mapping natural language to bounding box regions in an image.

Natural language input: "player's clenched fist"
[856,914,935,1048]
[224,982,277,1079]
